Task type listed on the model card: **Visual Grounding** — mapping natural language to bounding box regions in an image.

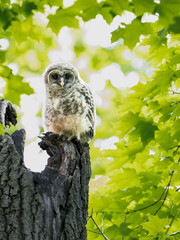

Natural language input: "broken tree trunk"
[0,100,91,240]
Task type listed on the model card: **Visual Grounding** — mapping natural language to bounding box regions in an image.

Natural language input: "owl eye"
[64,73,72,79]
[51,73,59,80]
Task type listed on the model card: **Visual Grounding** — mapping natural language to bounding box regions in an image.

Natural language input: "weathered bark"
[0,101,91,240]
[0,99,17,127]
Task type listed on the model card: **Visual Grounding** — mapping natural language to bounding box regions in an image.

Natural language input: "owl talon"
[67,136,77,142]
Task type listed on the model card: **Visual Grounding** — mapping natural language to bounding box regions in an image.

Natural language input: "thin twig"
[154,171,174,215]
[119,171,173,221]
[170,145,180,154]
[166,231,180,236]
[122,212,127,240]
[102,215,104,233]
[88,209,110,240]
[128,187,167,214]
[87,229,102,234]
[170,100,180,107]
[166,215,176,234]
[90,217,110,240]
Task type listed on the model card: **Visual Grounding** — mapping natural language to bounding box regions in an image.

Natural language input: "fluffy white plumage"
[43,62,95,142]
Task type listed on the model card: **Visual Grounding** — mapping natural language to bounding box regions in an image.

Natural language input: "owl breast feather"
[45,91,92,141]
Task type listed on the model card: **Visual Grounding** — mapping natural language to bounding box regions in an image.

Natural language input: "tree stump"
[0,100,91,240]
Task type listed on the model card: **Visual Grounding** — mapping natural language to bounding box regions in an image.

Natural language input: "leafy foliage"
[0,65,34,105]
[0,0,180,239]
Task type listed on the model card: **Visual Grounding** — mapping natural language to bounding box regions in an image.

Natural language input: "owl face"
[43,62,79,90]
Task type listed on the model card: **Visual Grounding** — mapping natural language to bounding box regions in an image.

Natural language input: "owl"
[43,62,96,142]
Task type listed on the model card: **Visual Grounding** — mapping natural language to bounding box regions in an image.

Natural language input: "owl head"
[43,62,80,91]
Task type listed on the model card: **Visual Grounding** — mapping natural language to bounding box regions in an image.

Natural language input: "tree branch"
[153,171,174,215]
[88,209,110,240]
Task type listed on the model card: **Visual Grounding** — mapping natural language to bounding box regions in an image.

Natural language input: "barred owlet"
[43,62,95,142]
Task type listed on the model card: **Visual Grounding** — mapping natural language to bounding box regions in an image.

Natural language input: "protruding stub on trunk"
[0,99,17,127]
[38,132,90,176]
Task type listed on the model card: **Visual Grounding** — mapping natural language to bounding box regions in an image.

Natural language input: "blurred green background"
[0,0,180,239]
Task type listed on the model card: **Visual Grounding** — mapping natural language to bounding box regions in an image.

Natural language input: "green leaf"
[157,28,167,40]
[0,7,15,30]
[171,119,180,143]
[99,4,114,24]
[47,7,79,35]
[0,0,10,6]
[142,215,169,236]
[105,225,120,239]
[132,118,158,145]
[140,30,170,65]
[156,129,173,150]
[0,28,5,38]
[172,103,180,119]
[21,1,38,17]
[9,17,41,43]
[0,65,34,106]
[0,50,6,64]
[154,68,173,93]
[47,0,102,34]
[133,0,156,16]
[109,168,140,189]
[5,76,34,106]
[168,17,180,34]
[104,0,131,17]
[0,65,11,77]
[73,0,100,22]
[48,0,63,7]
[169,51,180,66]
[119,111,139,137]
[111,19,153,49]
[111,26,125,44]
[156,0,180,28]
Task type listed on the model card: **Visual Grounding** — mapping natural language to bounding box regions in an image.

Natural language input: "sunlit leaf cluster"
[0,0,180,239]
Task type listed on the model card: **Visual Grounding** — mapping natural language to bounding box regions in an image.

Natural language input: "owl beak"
[60,77,64,88]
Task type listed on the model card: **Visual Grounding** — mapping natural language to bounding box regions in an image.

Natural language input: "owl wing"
[83,84,95,124]
[78,81,96,136]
